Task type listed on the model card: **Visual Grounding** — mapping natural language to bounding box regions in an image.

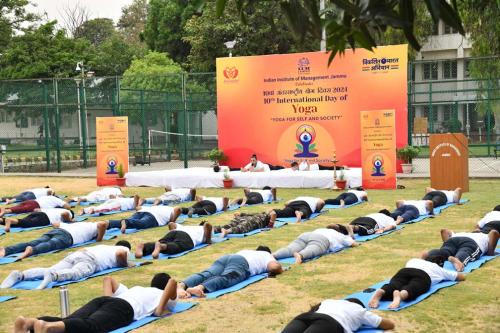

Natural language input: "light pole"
[224,40,237,57]
[75,61,93,168]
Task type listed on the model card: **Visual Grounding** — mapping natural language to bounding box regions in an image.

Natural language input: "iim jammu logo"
[298,57,310,75]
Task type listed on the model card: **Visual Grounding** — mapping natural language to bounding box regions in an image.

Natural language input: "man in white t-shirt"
[0,221,108,260]
[390,199,434,224]
[80,195,140,215]
[1,241,132,290]
[422,228,499,271]
[177,246,283,298]
[325,188,368,207]
[368,256,465,309]
[422,187,462,208]
[230,186,277,206]
[268,196,325,224]
[135,221,213,259]
[180,196,229,217]
[282,298,395,333]
[0,195,70,217]
[1,186,53,204]
[15,274,178,333]
[241,154,267,172]
[107,205,181,234]
[475,205,500,234]
[68,187,123,205]
[143,186,196,206]
[273,226,359,264]
[0,208,75,232]
[331,210,398,237]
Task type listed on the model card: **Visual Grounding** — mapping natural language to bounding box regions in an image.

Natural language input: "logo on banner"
[106,156,118,174]
[371,155,385,176]
[223,66,239,79]
[298,57,311,75]
[294,124,318,157]
[362,57,400,72]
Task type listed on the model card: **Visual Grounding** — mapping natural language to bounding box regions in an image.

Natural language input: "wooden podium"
[430,133,469,192]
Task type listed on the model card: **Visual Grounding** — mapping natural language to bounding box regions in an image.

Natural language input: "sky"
[29,0,134,25]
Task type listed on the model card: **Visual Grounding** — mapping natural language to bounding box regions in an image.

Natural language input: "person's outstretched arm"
[154,278,177,317]
[103,276,120,296]
[96,221,107,241]
[378,318,396,330]
[487,230,499,256]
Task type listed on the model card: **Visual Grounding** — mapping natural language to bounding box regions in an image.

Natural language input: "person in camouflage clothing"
[213,212,273,237]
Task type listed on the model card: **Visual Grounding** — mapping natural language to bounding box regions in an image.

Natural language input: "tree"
[184,0,319,72]
[76,18,115,47]
[93,34,146,76]
[59,1,91,37]
[117,0,148,45]
[0,0,38,49]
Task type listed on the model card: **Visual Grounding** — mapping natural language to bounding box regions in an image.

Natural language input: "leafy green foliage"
[117,0,148,46]
[396,145,421,163]
[75,18,115,47]
[0,0,38,49]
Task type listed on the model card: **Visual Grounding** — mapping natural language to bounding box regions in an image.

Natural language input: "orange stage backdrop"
[360,110,396,189]
[216,44,407,168]
[96,117,129,186]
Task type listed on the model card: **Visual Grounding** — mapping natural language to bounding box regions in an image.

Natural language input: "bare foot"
[454,188,462,203]
[203,223,213,244]
[293,252,303,264]
[388,290,401,309]
[243,188,251,197]
[0,247,5,257]
[4,220,11,233]
[186,285,206,298]
[152,241,163,259]
[295,211,303,223]
[448,256,464,271]
[340,199,345,208]
[135,243,144,258]
[19,246,33,260]
[177,288,191,299]
[368,289,384,308]
[220,228,229,238]
[222,197,229,211]
[0,208,5,217]
[120,220,127,234]
[14,316,27,333]
[33,319,47,333]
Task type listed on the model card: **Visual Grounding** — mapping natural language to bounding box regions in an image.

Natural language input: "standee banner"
[360,110,396,189]
[216,44,407,168]
[96,117,129,186]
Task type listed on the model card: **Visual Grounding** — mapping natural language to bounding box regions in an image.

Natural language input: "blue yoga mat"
[139,243,210,260]
[398,199,469,225]
[10,262,148,290]
[109,302,198,333]
[79,208,136,218]
[357,327,382,333]
[354,225,404,243]
[0,217,87,236]
[324,201,364,209]
[0,295,16,303]
[277,247,345,265]
[205,273,269,299]
[213,220,287,239]
[104,219,185,237]
[178,205,240,220]
[275,211,326,223]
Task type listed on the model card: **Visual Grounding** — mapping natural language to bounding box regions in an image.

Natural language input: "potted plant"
[116,164,126,186]
[222,169,233,188]
[207,148,227,167]
[396,145,421,174]
[335,170,347,190]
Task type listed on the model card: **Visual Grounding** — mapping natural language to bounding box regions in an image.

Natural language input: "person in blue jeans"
[177,246,283,298]
[0,221,108,260]
[107,205,181,234]
[1,186,53,204]
[384,199,434,224]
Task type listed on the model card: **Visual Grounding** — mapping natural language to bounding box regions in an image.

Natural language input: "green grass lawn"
[0,177,498,333]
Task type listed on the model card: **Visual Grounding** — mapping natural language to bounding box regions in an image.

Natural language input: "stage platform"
[125,167,362,189]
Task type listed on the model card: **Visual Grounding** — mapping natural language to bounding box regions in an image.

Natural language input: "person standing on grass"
[1,186,54,204]
[0,208,75,232]
[422,187,462,208]
[268,196,325,224]
[0,195,70,217]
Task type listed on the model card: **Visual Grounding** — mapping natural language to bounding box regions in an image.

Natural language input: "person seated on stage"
[475,205,500,234]
[391,199,434,223]
[214,212,273,237]
[107,205,182,234]
[13,274,178,333]
[268,196,325,224]
[180,196,229,217]
[1,186,54,204]
[0,221,108,260]
[325,188,368,207]
[177,246,283,298]
[290,161,300,171]
[241,154,267,172]
[80,195,140,215]
[422,187,462,208]
[142,187,196,206]
[0,208,75,232]
[422,228,499,272]
[1,240,132,290]
[272,226,359,264]
[368,256,465,309]
[135,222,213,259]
[330,210,398,237]
[229,187,277,206]
[0,195,70,217]
[67,187,123,205]
[281,298,395,333]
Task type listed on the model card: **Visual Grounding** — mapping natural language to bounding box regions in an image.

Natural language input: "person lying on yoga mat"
[214,212,273,237]
[135,222,213,259]
[241,154,267,172]
[268,196,325,224]
[180,196,229,217]
[66,187,123,205]
[281,298,395,333]
[229,187,277,206]
[475,205,500,234]
[142,187,196,206]
[324,188,368,207]
[0,208,76,232]
[1,186,54,204]
[272,226,359,264]
[422,187,462,208]
[422,228,500,272]
[390,199,434,223]
[368,256,465,309]
[0,195,71,217]
[177,246,283,298]
[107,205,182,234]
[1,240,132,290]
[330,210,398,237]
[0,221,108,260]
[13,273,178,333]
[80,195,140,215]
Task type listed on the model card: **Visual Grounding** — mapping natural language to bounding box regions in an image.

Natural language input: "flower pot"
[401,163,413,174]
[116,177,126,186]
[223,179,233,189]
[335,180,347,190]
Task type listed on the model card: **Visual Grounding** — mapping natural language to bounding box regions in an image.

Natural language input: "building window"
[423,62,438,80]
[423,106,438,122]
[443,105,452,121]
[444,24,457,34]
[464,59,471,78]
[443,60,457,79]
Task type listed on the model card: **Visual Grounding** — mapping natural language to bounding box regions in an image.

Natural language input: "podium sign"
[430,133,469,192]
